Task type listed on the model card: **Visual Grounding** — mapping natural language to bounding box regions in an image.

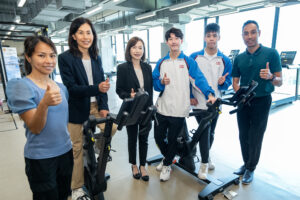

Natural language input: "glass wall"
[115,33,125,62]
[149,26,163,63]
[276,4,300,64]
[276,4,300,97]
[218,7,275,56]
[185,19,204,56]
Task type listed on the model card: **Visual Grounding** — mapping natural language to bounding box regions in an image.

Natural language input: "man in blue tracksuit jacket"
[152,27,216,182]
[190,23,232,180]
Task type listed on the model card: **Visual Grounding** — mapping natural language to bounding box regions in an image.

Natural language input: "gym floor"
[1,78,299,200]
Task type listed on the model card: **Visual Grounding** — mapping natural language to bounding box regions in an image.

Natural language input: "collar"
[246,44,262,56]
[165,51,185,60]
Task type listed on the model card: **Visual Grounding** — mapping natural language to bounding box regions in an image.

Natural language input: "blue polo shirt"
[6,78,72,159]
[232,45,282,97]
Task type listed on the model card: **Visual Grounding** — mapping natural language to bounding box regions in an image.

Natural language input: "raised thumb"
[266,62,269,69]
[164,73,167,78]
[105,78,109,82]
[131,88,134,93]
[46,83,51,91]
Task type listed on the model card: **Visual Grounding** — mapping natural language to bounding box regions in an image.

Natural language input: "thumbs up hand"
[130,88,136,98]
[42,83,62,106]
[99,78,110,93]
[218,72,229,85]
[260,62,273,80]
[161,73,170,85]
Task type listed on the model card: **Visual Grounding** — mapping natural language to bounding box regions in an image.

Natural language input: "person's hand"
[99,78,110,93]
[130,88,136,98]
[99,110,109,118]
[161,73,170,85]
[41,84,62,106]
[190,98,198,106]
[207,94,216,104]
[218,72,229,85]
[260,62,273,80]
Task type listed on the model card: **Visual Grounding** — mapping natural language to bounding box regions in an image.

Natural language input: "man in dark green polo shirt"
[232,20,282,184]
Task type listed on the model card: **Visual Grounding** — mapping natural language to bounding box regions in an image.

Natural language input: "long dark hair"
[125,37,146,62]
[24,36,57,75]
[68,17,99,59]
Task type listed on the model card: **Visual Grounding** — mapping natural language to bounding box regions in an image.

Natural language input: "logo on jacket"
[216,61,221,65]
[179,64,185,68]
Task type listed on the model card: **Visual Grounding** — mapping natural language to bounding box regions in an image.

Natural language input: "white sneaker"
[198,163,208,180]
[208,157,215,170]
[156,159,164,171]
[72,188,90,200]
[160,165,172,181]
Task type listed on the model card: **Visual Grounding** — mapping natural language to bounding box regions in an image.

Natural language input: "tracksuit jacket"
[190,49,232,109]
[153,51,214,118]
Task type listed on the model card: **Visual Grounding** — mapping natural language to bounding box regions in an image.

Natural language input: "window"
[149,26,163,63]
[276,4,300,97]
[116,33,125,62]
[218,7,275,56]
[276,4,300,64]
[185,19,204,56]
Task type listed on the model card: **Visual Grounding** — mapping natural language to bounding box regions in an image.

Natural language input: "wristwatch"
[271,74,276,81]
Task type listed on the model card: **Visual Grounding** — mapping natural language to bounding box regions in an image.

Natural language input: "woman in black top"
[116,37,153,181]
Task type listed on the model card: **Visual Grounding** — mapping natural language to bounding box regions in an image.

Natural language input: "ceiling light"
[169,0,200,11]
[86,5,103,15]
[209,9,238,17]
[15,16,21,23]
[135,11,156,20]
[17,0,26,7]
[113,26,128,32]
[58,29,67,34]
[237,2,266,11]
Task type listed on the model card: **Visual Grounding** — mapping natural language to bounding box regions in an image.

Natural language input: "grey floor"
[1,78,300,200]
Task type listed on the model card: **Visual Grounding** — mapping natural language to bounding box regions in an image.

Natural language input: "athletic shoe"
[198,163,208,180]
[160,165,172,181]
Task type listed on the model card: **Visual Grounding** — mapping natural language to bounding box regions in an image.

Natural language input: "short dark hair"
[165,27,183,41]
[125,37,146,62]
[242,20,259,32]
[68,17,99,59]
[205,23,220,35]
[24,36,57,75]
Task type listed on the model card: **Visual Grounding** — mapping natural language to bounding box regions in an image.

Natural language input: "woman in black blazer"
[116,37,153,181]
[58,17,115,199]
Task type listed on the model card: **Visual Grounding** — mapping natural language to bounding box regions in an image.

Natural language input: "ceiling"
[0,0,299,43]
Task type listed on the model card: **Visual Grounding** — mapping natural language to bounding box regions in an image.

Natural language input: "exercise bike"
[147,80,258,200]
[82,90,156,200]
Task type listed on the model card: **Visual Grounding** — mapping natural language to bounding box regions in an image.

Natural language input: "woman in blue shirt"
[6,36,73,200]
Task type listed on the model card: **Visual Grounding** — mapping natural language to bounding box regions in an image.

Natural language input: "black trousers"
[194,109,219,148]
[193,109,218,163]
[25,149,74,200]
[126,122,151,166]
[237,95,272,171]
[154,113,185,166]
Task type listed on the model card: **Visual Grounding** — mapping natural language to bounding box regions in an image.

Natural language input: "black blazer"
[116,61,153,107]
[58,50,108,124]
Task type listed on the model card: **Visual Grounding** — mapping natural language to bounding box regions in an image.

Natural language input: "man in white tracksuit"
[190,23,232,179]
[152,27,216,182]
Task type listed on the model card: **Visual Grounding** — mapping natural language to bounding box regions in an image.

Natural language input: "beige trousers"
[69,102,117,190]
